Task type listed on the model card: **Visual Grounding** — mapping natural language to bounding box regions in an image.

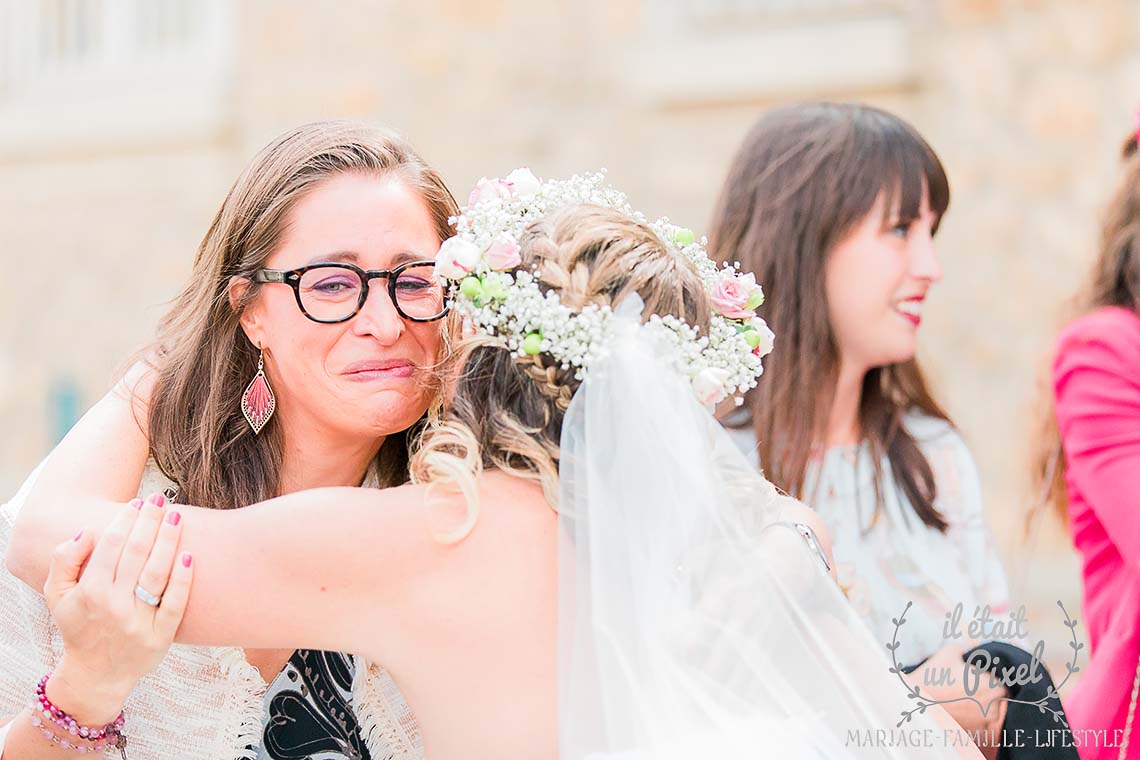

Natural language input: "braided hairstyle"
[410,204,712,541]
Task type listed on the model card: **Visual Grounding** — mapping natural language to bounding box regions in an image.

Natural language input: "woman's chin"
[317,380,432,437]
[886,347,919,366]
[356,396,430,433]
[334,374,419,403]
[866,342,918,370]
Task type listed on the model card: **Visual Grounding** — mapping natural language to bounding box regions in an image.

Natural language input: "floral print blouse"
[729,412,1013,665]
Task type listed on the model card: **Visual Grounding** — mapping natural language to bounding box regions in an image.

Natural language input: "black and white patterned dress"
[253,650,377,760]
[154,475,413,760]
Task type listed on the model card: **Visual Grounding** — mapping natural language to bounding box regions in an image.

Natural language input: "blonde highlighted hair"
[410,204,712,541]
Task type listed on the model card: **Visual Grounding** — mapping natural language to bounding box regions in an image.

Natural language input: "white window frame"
[0,0,234,154]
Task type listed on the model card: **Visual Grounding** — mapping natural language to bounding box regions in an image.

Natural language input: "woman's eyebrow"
[390,249,432,266]
[304,250,360,266]
[302,250,430,268]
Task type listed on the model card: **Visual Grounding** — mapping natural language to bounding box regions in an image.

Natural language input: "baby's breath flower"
[433,170,774,404]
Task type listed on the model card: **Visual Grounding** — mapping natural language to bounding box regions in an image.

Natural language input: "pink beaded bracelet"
[32,673,128,756]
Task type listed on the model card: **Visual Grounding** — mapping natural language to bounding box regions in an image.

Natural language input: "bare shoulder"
[769,492,837,582]
[25,360,158,495]
[329,473,555,660]
[416,471,554,556]
[294,472,553,577]
[118,358,158,396]
[112,359,160,431]
[329,471,549,526]
[476,470,553,519]
[11,363,158,582]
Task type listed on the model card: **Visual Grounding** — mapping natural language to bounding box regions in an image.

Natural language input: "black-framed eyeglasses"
[253,260,449,324]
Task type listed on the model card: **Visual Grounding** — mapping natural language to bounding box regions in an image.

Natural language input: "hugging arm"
[133,483,444,661]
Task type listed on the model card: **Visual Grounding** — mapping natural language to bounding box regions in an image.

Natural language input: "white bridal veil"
[557,298,971,759]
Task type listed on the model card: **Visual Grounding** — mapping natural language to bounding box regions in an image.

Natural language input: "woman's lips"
[342,360,416,381]
[894,298,924,327]
[896,310,921,327]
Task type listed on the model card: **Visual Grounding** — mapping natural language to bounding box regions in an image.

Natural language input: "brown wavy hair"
[410,204,711,541]
[143,120,459,509]
[708,102,953,531]
[1031,130,1140,527]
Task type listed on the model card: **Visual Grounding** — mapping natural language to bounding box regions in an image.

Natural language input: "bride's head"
[410,203,712,539]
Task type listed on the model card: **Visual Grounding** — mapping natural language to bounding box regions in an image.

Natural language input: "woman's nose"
[350,283,405,344]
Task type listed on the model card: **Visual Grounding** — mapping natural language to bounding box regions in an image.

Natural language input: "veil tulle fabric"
[556,298,967,759]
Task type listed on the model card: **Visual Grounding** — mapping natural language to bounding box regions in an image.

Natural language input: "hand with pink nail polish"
[41,501,194,727]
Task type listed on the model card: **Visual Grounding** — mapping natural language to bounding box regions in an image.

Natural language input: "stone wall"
[3,0,1136,681]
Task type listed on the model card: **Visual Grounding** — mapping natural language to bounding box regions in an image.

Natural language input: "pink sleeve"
[1052,310,1140,573]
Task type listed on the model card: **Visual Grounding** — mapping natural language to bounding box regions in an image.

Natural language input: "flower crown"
[432,168,774,405]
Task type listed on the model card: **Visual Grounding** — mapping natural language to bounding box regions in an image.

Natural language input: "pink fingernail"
[166,511,181,526]
[73,529,83,542]
[130,499,143,510]
[181,552,193,568]
[151,493,166,508]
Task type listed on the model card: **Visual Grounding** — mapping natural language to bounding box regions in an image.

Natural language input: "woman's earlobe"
[229,275,263,347]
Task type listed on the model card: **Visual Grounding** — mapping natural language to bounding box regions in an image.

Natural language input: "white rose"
[434,237,481,280]
[692,367,731,406]
[504,167,542,196]
[749,317,775,357]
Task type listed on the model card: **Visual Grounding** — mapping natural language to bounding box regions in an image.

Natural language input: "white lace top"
[0,460,423,760]
[728,413,1013,665]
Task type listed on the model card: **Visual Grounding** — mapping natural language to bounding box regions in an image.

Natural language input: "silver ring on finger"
[134,584,161,607]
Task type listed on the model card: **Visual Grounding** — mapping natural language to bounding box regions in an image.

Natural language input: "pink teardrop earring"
[241,346,276,435]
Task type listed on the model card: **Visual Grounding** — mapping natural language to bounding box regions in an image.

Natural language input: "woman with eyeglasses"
[0,120,455,759]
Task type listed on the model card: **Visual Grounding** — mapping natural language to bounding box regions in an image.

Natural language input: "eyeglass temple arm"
[252,270,289,283]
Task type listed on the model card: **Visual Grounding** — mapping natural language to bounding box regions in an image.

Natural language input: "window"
[629,0,915,105]
[0,0,234,150]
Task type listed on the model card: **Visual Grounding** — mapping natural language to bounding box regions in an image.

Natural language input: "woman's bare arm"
[7,365,155,587]
[134,472,541,662]
[140,481,467,661]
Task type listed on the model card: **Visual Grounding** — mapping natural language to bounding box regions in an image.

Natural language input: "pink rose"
[467,177,511,208]
[711,272,759,319]
[434,236,481,280]
[484,234,522,270]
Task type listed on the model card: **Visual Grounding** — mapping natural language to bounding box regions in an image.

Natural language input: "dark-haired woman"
[1040,128,1140,760]
[711,102,1073,759]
